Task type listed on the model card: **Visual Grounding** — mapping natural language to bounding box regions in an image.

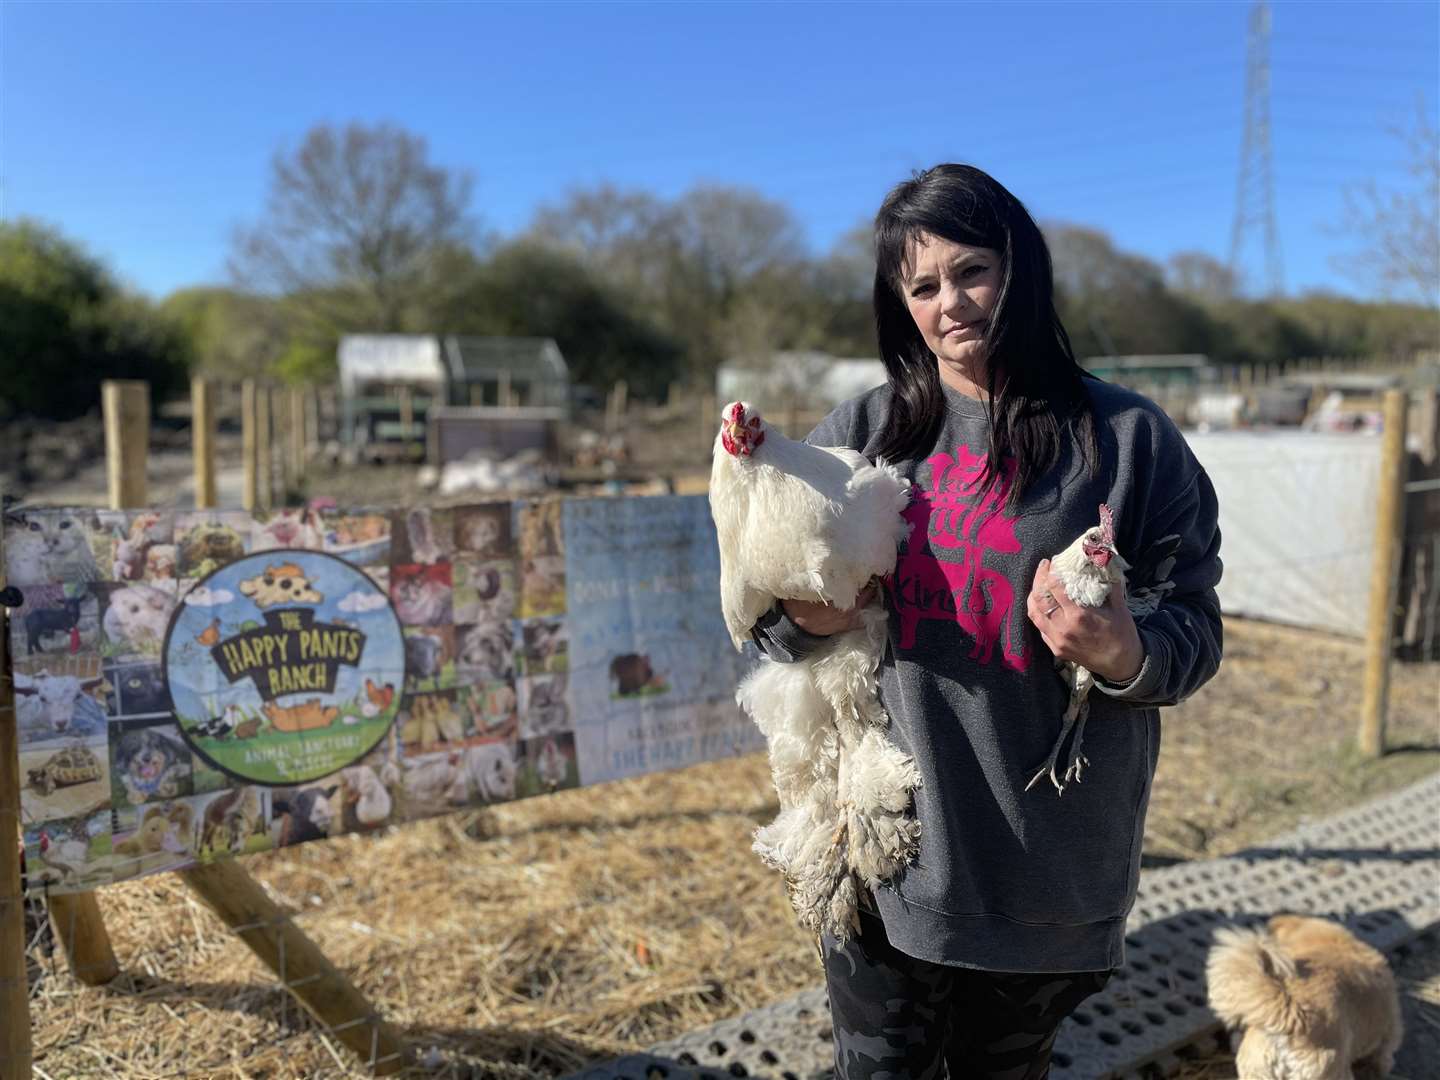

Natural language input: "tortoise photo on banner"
[163,551,406,786]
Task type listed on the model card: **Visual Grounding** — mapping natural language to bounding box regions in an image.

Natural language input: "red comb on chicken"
[719,401,766,457]
[1083,503,1117,568]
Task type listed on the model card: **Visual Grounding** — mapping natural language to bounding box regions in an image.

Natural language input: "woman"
[749,164,1223,1079]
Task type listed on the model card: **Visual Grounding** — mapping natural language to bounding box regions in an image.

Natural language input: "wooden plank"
[255,384,272,511]
[0,479,34,1080]
[177,860,407,1074]
[288,387,306,484]
[1360,389,1410,757]
[102,381,148,508]
[191,377,217,509]
[304,386,320,458]
[242,379,259,512]
[45,892,119,986]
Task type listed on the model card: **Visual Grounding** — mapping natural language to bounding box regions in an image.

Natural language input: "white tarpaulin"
[1187,431,1380,638]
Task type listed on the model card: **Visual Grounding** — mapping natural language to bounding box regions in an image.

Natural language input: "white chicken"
[709,401,920,941]
[1026,503,1132,794]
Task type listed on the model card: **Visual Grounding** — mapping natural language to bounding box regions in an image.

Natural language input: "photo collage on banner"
[2,496,754,894]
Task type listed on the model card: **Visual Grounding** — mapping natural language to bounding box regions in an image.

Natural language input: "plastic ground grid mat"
[564,772,1440,1080]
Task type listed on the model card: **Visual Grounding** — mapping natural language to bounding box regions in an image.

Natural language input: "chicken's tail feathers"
[1206,925,1305,1035]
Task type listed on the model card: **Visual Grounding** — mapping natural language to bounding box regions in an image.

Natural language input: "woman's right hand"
[781,585,877,637]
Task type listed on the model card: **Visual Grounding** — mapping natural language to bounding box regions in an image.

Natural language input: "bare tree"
[1166,252,1239,303]
[528,183,808,380]
[528,184,682,297]
[231,122,474,332]
[1336,103,1440,306]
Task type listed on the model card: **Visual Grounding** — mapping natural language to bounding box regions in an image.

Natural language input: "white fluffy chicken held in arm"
[1026,503,1132,795]
[709,401,919,942]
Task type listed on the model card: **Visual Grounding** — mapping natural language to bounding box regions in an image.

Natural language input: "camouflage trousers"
[822,907,1110,1080]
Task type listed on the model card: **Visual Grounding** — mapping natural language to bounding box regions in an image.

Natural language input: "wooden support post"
[498,370,512,409]
[242,380,259,512]
[45,892,119,985]
[288,388,306,485]
[273,387,292,498]
[177,860,407,1074]
[1359,390,1410,758]
[255,384,273,511]
[397,386,413,432]
[304,386,320,459]
[0,481,34,1079]
[103,381,148,509]
[192,377,217,510]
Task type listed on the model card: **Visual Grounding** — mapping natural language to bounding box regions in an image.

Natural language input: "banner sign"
[3,498,758,895]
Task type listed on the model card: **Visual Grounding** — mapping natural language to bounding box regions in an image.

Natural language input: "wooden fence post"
[288,387,306,485]
[256,384,273,511]
[192,377,217,510]
[45,892,120,985]
[103,381,148,509]
[0,483,34,1079]
[1359,389,1410,757]
[304,386,320,460]
[242,380,259,512]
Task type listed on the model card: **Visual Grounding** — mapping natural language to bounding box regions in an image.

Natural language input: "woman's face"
[899,232,1002,390]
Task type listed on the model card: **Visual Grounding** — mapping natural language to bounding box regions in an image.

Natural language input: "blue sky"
[2,1,1436,301]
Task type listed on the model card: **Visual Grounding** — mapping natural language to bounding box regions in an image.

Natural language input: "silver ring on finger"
[1045,602,1061,617]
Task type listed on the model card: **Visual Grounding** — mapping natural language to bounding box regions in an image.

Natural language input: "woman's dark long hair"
[871,163,1097,512]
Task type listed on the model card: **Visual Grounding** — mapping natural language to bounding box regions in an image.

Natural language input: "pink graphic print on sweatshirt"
[889,445,1032,671]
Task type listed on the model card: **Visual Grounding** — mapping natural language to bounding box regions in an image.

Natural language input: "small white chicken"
[1026,503,1132,794]
[710,401,920,941]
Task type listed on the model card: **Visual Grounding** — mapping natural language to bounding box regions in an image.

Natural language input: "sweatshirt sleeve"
[1095,467,1224,706]
[745,400,866,663]
[749,600,831,662]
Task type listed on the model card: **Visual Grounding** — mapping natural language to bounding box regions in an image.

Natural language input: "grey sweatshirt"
[751,378,1223,973]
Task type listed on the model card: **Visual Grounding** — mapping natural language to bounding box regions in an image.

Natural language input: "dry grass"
[23,616,1440,1079]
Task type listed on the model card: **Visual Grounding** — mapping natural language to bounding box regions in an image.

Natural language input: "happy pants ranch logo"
[163,551,406,785]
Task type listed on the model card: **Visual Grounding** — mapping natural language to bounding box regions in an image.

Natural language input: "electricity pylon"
[1229,0,1284,296]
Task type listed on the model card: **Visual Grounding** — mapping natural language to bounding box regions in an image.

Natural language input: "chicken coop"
[441,336,570,411]
[338,335,447,461]
[337,335,570,462]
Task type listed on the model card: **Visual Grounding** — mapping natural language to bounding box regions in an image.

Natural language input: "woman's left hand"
[1026,560,1144,683]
